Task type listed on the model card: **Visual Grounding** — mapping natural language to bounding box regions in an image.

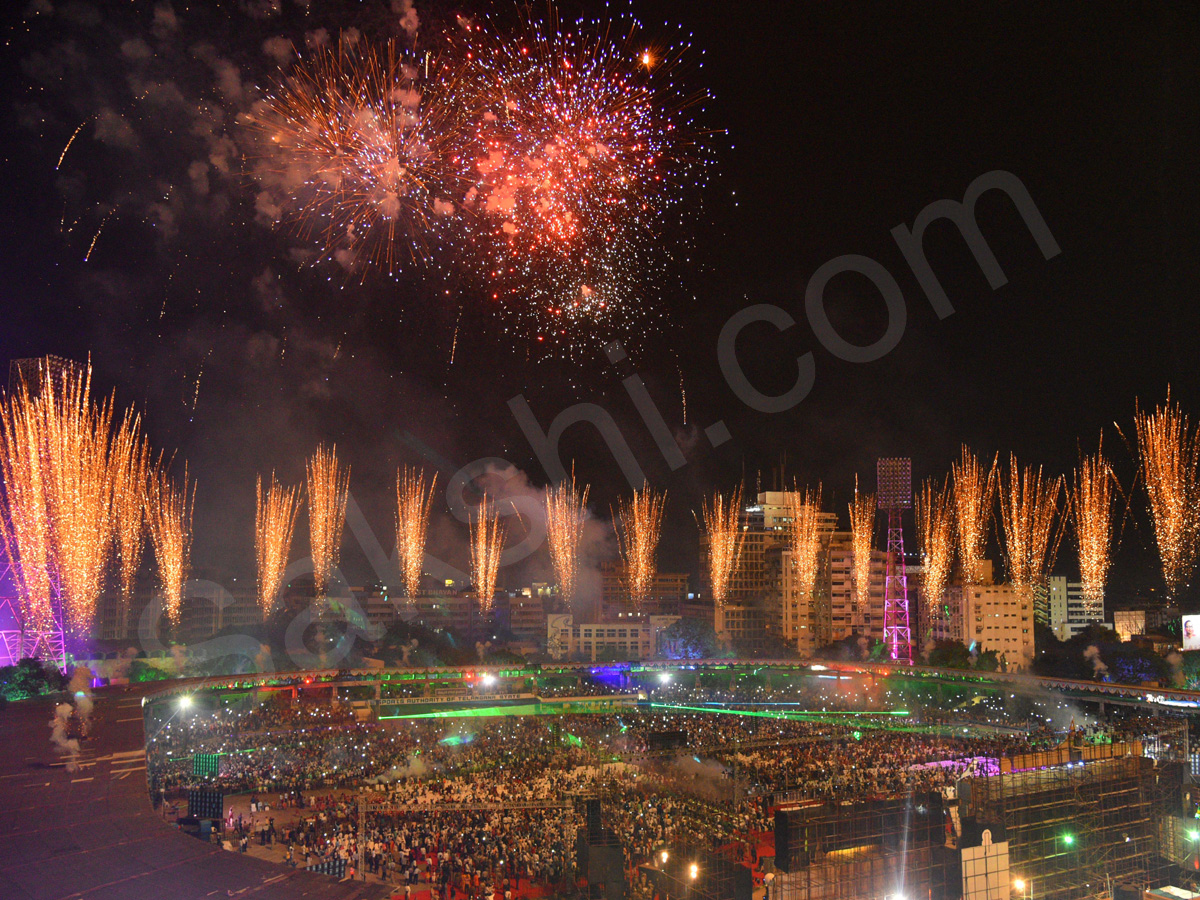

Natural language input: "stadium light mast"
[877,458,913,664]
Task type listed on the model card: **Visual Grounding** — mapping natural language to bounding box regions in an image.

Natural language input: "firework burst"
[306,444,351,600]
[1070,444,1116,619]
[147,464,194,626]
[701,485,745,607]
[952,447,998,585]
[915,478,955,616]
[396,466,438,600]
[469,495,506,610]
[249,38,470,274]
[1135,396,1200,599]
[455,9,710,348]
[613,485,666,612]
[784,484,824,607]
[848,480,876,623]
[546,472,590,613]
[256,473,302,619]
[998,454,1063,592]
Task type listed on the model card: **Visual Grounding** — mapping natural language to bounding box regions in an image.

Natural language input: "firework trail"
[147,464,194,626]
[613,485,666,612]
[998,454,1063,593]
[84,209,114,263]
[256,473,302,619]
[469,495,506,610]
[249,38,469,274]
[1135,396,1200,599]
[396,465,438,600]
[546,472,590,613]
[1070,443,1116,620]
[784,484,824,607]
[306,444,350,601]
[701,485,745,607]
[915,478,955,617]
[848,480,876,624]
[56,120,87,170]
[111,411,151,603]
[952,446,998,585]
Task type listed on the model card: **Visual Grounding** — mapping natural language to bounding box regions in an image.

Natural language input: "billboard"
[1183,615,1200,651]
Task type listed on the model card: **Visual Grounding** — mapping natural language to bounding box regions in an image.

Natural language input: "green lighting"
[1190,831,1199,841]
[1062,834,1075,846]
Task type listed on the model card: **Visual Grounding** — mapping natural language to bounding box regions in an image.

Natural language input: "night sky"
[2,1,1198,603]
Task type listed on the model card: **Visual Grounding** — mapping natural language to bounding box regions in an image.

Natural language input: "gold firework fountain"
[1070,445,1115,623]
[469,496,506,613]
[546,473,590,614]
[396,466,437,602]
[915,478,955,623]
[784,484,824,647]
[998,453,1063,624]
[111,412,151,606]
[848,480,876,632]
[702,486,746,617]
[614,486,667,614]
[256,473,302,619]
[147,465,194,627]
[1135,397,1200,600]
[306,444,350,606]
[952,446,998,585]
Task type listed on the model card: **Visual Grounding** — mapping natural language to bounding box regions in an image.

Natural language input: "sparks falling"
[1135,396,1200,599]
[701,485,745,607]
[848,480,876,621]
[915,478,955,615]
[784,484,824,607]
[613,486,666,612]
[469,495,506,611]
[998,453,1063,592]
[952,446,998,585]
[546,472,590,613]
[306,444,350,600]
[147,465,194,626]
[396,466,438,600]
[255,473,302,619]
[1070,444,1116,620]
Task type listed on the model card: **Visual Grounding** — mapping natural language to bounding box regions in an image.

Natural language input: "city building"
[599,560,688,618]
[509,593,549,649]
[179,585,261,645]
[1113,609,1147,642]
[546,614,679,661]
[1046,576,1102,640]
[963,583,1035,670]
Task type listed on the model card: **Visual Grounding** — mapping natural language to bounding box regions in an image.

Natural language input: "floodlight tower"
[877,458,913,664]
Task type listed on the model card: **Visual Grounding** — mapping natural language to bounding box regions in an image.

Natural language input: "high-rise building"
[963,583,1035,669]
[598,561,689,618]
[700,491,890,655]
[1046,575,1101,640]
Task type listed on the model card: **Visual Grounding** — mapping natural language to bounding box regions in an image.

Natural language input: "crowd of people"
[144,684,1176,894]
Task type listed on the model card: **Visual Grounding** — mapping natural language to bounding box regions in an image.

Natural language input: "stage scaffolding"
[772,792,958,900]
[771,723,1192,900]
[958,721,1190,900]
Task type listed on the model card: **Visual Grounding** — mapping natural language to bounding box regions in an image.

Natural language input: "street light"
[1013,877,1031,900]
[688,863,698,880]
